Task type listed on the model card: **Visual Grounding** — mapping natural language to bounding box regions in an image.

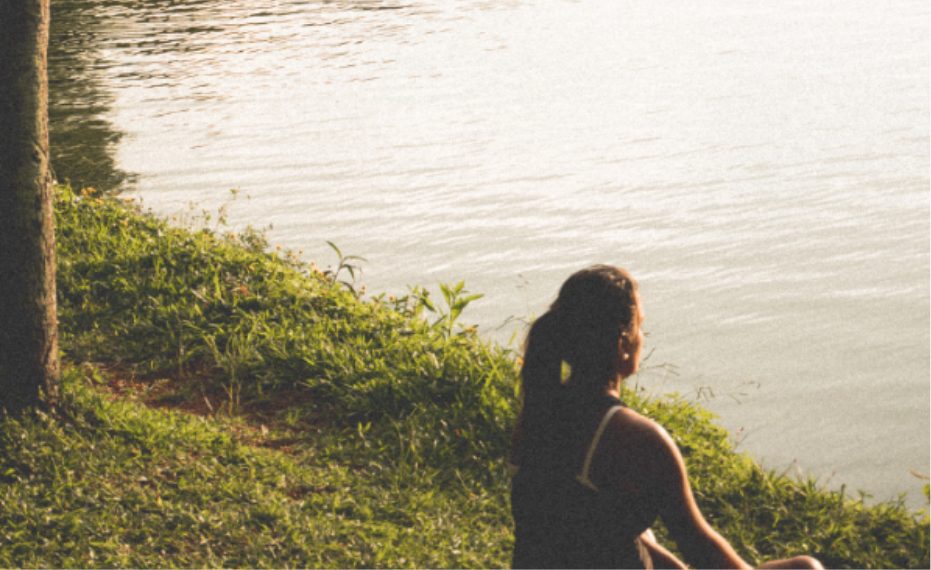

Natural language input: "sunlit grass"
[0,185,926,568]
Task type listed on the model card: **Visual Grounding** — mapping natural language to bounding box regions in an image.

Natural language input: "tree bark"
[0,0,59,413]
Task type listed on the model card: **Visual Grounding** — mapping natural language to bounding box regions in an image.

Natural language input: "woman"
[510,265,822,569]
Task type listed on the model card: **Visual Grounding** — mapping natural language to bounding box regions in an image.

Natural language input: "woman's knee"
[758,555,824,569]
[793,555,824,569]
[781,555,823,569]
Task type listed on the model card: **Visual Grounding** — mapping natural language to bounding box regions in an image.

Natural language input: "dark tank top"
[511,394,655,569]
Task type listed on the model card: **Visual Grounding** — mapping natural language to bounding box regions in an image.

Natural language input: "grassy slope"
[0,186,927,568]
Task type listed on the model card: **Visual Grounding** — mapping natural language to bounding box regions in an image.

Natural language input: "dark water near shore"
[49,0,929,506]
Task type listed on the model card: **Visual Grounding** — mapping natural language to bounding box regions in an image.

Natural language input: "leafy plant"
[409,281,483,339]
[320,241,367,295]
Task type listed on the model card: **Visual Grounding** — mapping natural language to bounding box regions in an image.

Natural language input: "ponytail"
[520,309,564,408]
[512,309,565,466]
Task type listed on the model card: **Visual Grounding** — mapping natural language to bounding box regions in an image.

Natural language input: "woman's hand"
[638,529,688,570]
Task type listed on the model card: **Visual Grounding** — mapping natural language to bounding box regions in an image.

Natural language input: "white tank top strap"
[576,404,624,491]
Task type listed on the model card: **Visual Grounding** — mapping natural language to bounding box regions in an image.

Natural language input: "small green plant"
[204,324,262,414]
[322,240,366,295]
[438,281,483,337]
[410,281,483,339]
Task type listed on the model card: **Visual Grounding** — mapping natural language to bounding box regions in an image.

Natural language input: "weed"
[322,240,366,296]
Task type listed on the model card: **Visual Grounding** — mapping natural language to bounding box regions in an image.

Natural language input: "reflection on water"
[48,0,929,506]
[49,0,134,191]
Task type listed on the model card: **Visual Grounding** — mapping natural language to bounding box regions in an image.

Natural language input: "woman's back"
[510,392,655,569]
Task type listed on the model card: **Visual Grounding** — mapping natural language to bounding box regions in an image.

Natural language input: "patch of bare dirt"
[87,362,332,453]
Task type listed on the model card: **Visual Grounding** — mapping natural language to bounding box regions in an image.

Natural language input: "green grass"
[0,185,927,568]
[0,370,510,568]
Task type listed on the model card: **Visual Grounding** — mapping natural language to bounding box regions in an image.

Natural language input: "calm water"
[50,0,929,506]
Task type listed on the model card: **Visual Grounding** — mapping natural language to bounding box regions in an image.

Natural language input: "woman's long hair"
[513,265,639,466]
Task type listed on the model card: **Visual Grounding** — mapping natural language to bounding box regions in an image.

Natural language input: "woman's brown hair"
[513,265,639,464]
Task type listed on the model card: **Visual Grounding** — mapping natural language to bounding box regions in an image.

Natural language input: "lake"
[49,0,929,506]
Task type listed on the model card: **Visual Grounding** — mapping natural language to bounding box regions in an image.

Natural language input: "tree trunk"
[0,0,59,413]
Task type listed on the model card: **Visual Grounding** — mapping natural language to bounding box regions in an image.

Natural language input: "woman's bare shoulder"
[591,404,685,499]
[612,407,672,441]
[608,407,683,468]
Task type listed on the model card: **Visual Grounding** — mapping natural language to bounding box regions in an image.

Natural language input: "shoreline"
[3,184,920,567]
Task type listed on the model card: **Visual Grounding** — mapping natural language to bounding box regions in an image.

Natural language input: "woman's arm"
[607,411,751,569]
[646,424,824,570]
[647,422,753,569]
[604,410,823,570]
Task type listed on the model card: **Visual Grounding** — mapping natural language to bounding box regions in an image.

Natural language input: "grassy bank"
[0,186,927,568]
